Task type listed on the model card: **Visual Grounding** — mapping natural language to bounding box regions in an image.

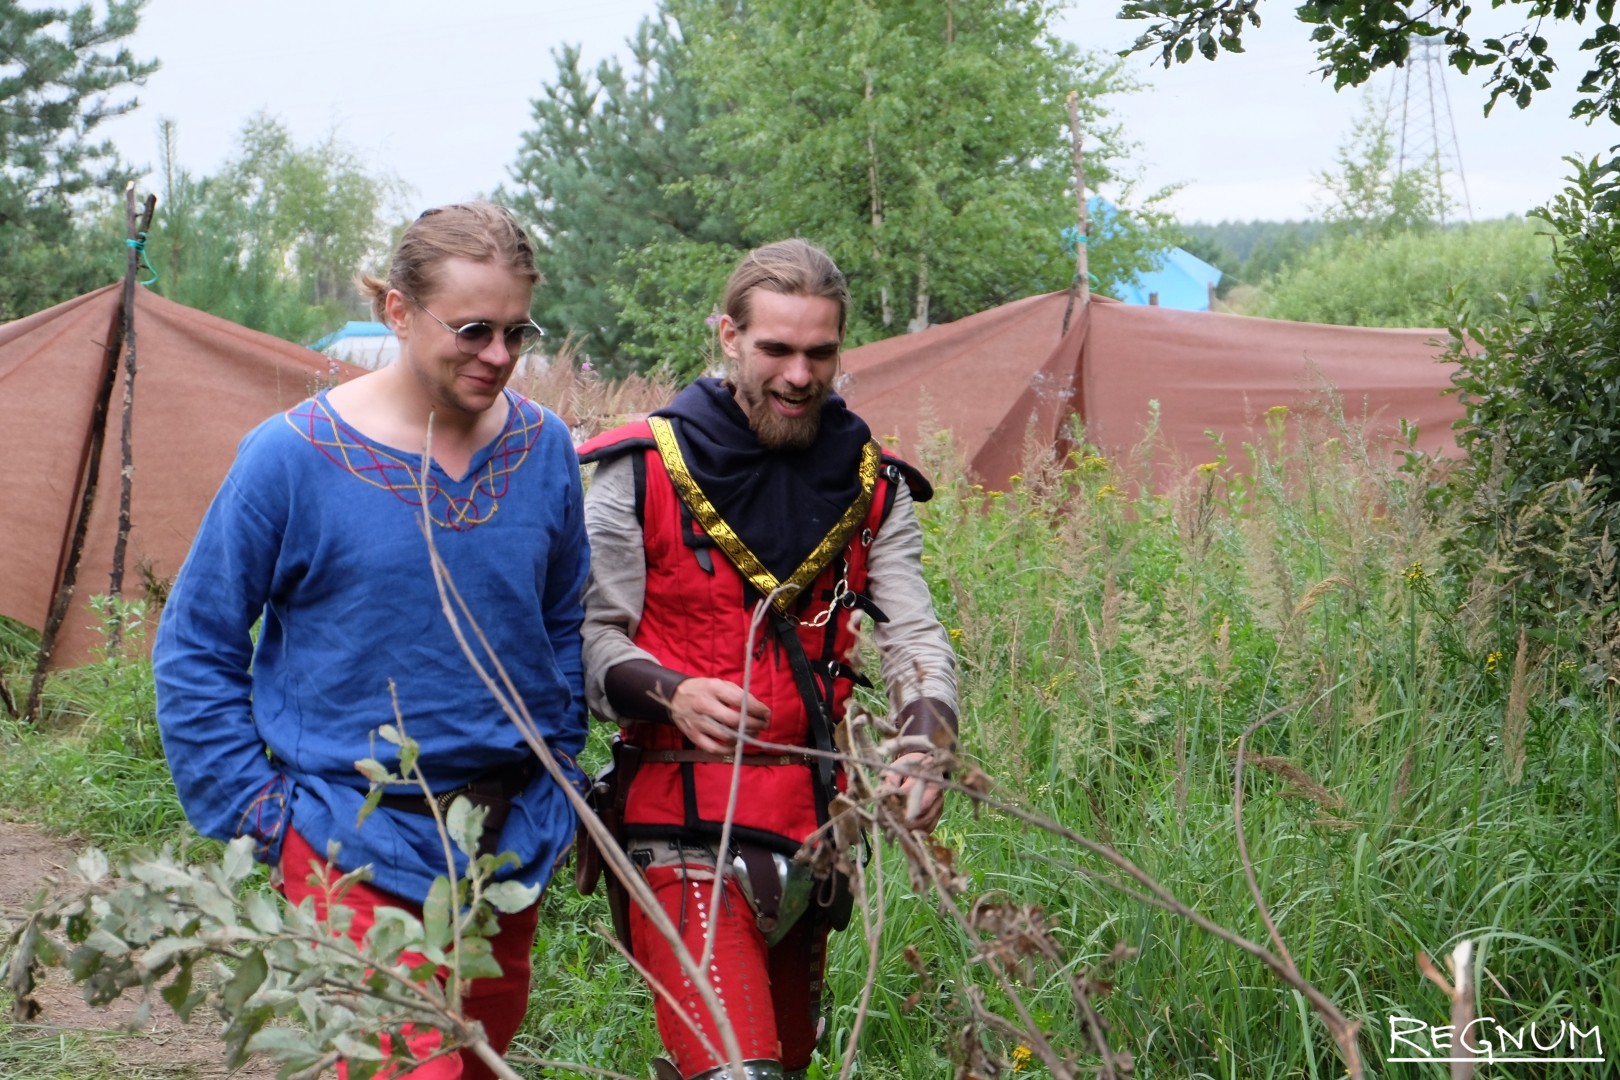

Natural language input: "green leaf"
[333,1032,387,1061]
[160,960,202,1023]
[222,948,270,1012]
[483,880,541,915]
[127,858,201,890]
[446,796,487,860]
[84,928,131,958]
[407,959,441,982]
[244,890,283,934]
[222,836,257,885]
[245,1026,324,1069]
[366,907,422,964]
[357,784,385,828]
[223,1005,273,1070]
[139,936,192,972]
[75,848,110,883]
[422,877,453,953]
[458,935,502,981]
[354,757,392,783]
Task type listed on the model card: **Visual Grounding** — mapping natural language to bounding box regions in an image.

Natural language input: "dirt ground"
[0,819,276,1079]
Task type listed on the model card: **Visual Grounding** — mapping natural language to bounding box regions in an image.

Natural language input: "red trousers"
[628,864,828,1075]
[279,828,539,1079]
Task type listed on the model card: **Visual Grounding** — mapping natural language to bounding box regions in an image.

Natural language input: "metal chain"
[788,569,850,629]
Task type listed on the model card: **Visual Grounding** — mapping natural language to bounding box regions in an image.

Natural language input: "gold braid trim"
[649,415,880,613]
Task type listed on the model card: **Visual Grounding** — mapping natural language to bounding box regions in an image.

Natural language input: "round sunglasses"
[407,294,544,357]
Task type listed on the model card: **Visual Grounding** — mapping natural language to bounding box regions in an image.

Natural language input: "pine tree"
[503,13,742,375]
[0,0,157,319]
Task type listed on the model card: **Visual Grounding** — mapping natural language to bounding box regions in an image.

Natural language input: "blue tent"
[310,320,399,369]
[1064,197,1223,312]
[1112,244,1223,311]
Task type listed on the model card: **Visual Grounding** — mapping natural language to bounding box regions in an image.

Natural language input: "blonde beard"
[730,375,829,451]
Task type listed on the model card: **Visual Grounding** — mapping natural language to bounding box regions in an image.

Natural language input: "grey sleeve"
[580,454,661,723]
[868,478,958,713]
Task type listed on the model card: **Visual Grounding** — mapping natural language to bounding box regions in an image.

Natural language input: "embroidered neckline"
[286,391,544,531]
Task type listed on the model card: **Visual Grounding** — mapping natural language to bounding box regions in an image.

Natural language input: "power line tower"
[1386,36,1474,223]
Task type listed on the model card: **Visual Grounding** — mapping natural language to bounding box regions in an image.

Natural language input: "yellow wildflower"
[1403,561,1424,585]
[1012,1045,1033,1072]
[948,627,964,642]
[1008,472,1023,485]
[1485,650,1503,673]
[1197,461,1219,474]
[1095,484,1120,502]
[1266,405,1289,419]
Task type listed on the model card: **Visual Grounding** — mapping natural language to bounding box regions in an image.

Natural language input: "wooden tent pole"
[1060,90,1091,337]
[107,184,158,652]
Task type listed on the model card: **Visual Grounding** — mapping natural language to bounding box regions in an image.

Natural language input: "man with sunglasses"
[154,202,587,1079]
[577,239,957,1080]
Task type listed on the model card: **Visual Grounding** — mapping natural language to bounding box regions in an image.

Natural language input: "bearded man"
[576,239,958,1080]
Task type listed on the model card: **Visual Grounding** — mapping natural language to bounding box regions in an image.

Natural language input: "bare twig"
[413,418,748,1071]
[1233,704,1302,977]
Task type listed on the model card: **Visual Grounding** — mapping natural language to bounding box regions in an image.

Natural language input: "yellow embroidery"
[648,416,879,612]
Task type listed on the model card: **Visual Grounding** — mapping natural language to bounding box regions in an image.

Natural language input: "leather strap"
[769,611,839,821]
[644,748,817,767]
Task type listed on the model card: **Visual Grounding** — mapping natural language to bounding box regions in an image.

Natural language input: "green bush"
[1446,157,1620,668]
[1250,216,1554,327]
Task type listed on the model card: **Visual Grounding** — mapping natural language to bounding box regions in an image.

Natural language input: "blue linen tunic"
[153,389,589,903]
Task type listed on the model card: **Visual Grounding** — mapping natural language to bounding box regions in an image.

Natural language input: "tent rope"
[125,234,157,286]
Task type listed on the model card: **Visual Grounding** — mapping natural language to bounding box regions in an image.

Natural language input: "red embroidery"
[285,394,543,531]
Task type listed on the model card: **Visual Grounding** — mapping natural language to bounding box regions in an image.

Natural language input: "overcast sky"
[99,0,1617,225]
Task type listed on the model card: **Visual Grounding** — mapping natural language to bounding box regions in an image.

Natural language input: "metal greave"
[654,1058,788,1079]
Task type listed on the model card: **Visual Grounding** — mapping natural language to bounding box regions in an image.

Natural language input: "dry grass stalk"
[1233,705,1366,1079]
[1244,755,1348,812]
[1502,627,1531,786]
[1387,745,1415,819]
[509,352,678,442]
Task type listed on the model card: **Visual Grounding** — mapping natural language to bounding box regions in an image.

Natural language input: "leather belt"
[646,749,816,767]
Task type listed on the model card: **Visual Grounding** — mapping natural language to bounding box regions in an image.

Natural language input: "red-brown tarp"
[0,284,358,668]
[842,291,1465,489]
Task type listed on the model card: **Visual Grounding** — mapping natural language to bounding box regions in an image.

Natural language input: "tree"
[675,0,1169,346]
[505,0,1170,377]
[147,116,406,345]
[1314,96,1450,238]
[503,14,743,376]
[1118,0,1620,126]
[1445,157,1620,648]
[0,0,157,319]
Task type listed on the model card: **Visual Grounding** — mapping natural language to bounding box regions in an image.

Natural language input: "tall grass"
[4,396,1616,1078]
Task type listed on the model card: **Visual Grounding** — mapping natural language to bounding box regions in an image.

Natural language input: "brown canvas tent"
[841,291,1465,490]
[1,284,359,672]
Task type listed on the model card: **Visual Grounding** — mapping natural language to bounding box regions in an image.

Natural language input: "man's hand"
[668,677,771,755]
[881,751,947,832]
